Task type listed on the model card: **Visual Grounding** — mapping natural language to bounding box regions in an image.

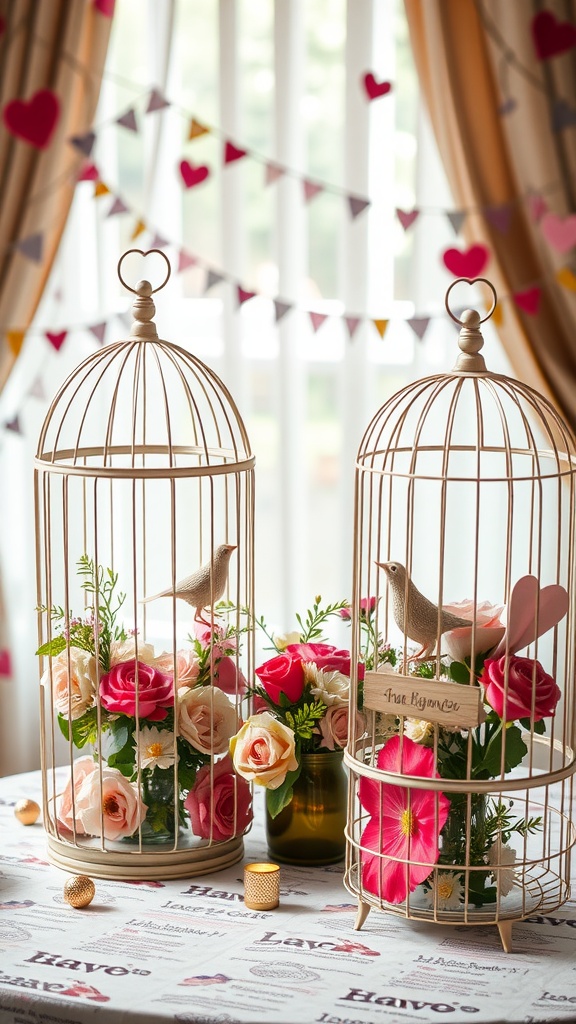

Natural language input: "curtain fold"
[404,0,576,432]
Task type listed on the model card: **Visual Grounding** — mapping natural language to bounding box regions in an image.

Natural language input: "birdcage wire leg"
[497,920,514,954]
[354,899,371,931]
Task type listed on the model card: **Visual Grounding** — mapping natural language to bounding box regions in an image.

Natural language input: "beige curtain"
[405,0,576,432]
[0,0,112,758]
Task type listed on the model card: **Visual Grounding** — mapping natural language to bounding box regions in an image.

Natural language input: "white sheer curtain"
[0,0,511,775]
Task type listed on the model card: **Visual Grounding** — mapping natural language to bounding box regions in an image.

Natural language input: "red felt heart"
[179,160,210,188]
[3,89,60,149]
[363,72,392,100]
[514,287,541,316]
[532,10,576,60]
[442,244,490,278]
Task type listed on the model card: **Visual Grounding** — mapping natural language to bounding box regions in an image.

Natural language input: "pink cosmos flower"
[359,736,450,904]
[99,659,174,721]
[185,754,252,841]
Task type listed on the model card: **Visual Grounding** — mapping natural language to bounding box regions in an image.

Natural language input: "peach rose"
[57,756,97,834]
[442,600,505,662]
[177,685,237,755]
[46,647,98,720]
[75,765,148,840]
[230,712,298,790]
[155,648,200,686]
[109,638,156,666]
[318,704,366,750]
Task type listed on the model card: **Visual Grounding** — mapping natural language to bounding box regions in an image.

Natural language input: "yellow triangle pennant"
[131,218,146,240]
[556,266,576,292]
[189,118,210,140]
[94,180,111,198]
[490,301,503,327]
[372,318,389,339]
[6,330,25,356]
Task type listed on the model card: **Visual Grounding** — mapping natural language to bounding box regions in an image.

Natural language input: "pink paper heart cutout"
[179,160,210,188]
[492,576,568,659]
[442,244,490,278]
[3,89,60,149]
[363,72,392,100]
[514,287,541,315]
[541,212,576,254]
[532,10,576,60]
[94,0,116,14]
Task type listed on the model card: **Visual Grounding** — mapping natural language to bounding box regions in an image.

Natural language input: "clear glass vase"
[265,751,347,865]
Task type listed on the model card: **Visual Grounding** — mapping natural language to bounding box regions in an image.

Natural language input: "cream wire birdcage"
[344,278,576,952]
[35,249,255,880]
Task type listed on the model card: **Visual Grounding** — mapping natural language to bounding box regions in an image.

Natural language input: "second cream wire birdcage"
[344,279,576,952]
[35,249,255,879]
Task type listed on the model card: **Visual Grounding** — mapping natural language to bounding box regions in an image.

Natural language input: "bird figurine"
[143,544,236,623]
[376,560,471,661]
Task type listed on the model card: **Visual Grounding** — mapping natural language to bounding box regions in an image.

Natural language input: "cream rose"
[230,712,298,790]
[318,704,366,750]
[57,756,97,834]
[442,600,505,662]
[404,718,435,746]
[177,685,237,755]
[109,638,157,666]
[155,648,200,686]
[308,667,349,707]
[75,765,147,840]
[273,630,303,652]
[46,647,98,720]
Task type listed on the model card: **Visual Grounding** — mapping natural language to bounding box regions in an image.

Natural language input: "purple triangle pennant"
[178,249,197,272]
[396,208,419,231]
[146,88,170,113]
[309,311,328,332]
[485,204,513,234]
[447,210,466,236]
[88,322,107,345]
[28,376,46,400]
[16,233,43,263]
[68,131,96,156]
[4,414,22,435]
[265,163,284,185]
[303,180,323,203]
[345,316,361,339]
[205,269,225,292]
[148,231,169,249]
[274,299,292,323]
[407,317,430,341]
[107,196,129,217]
[116,108,138,132]
[348,196,370,219]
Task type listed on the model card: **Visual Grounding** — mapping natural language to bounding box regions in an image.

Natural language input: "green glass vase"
[266,751,347,865]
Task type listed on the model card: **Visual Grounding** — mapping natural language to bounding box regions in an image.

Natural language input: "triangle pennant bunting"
[273,299,292,322]
[407,317,430,341]
[237,286,256,306]
[94,180,110,197]
[16,233,43,263]
[396,208,419,231]
[116,108,138,132]
[148,231,169,249]
[224,141,247,164]
[348,196,370,220]
[447,210,467,236]
[265,162,284,185]
[130,218,146,240]
[107,196,129,217]
[556,266,576,292]
[46,330,67,352]
[303,180,323,203]
[4,414,22,434]
[372,318,389,339]
[178,249,197,273]
[146,88,170,113]
[28,376,46,399]
[205,269,225,292]
[491,302,504,327]
[88,322,107,345]
[309,311,328,332]
[0,650,11,677]
[189,118,210,140]
[485,204,513,234]
[6,330,25,356]
[68,131,96,156]
[77,162,99,181]
[344,316,361,339]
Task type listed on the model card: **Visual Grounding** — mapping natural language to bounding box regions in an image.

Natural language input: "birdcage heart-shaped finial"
[117,248,172,341]
[445,276,497,373]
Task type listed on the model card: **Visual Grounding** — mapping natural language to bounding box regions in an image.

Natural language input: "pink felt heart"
[532,10,576,60]
[363,72,392,100]
[442,244,490,278]
[179,160,210,188]
[224,141,247,164]
[94,0,115,14]
[541,212,576,253]
[514,287,541,315]
[492,576,569,659]
[3,89,60,149]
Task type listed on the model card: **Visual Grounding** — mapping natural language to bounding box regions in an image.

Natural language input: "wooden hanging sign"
[363,669,484,729]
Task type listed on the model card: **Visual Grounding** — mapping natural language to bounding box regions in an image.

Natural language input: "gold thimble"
[244,862,280,910]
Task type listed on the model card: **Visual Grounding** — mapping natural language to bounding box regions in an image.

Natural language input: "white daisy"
[308,667,349,706]
[135,726,178,770]
[486,840,516,896]
[423,872,463,911]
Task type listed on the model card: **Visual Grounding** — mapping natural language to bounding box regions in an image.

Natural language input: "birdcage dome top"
[35,255,253,478]
[358,298,576,485]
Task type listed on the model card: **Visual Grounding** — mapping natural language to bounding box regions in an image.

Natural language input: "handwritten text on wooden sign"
[363,670,484,729]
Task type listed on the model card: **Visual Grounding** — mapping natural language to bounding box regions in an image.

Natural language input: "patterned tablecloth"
[1,770,576,1024]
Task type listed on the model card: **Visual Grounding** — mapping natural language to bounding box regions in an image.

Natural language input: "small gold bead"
[14,799,40,825]
[63,875,95,909]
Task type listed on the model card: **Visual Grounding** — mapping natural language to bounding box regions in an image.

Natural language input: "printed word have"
[340,989,480,1014]
[181,884,243,902]
[25,950,150,976]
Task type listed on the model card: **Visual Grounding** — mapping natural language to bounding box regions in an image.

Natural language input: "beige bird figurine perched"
[143,544,236,623]
[377,560,471,661]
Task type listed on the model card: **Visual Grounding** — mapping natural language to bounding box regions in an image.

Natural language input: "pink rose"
[442,600,506,662]
[185,754,252,841]
[255,652,305,704]
[286,641,365,682]
[339,597,378,621]
[57,756,97,834]
[74,766,148,840]
[213,655,248,696]
[178,685,238,754]
[99,659,173,720]
[318,705,366,750]
[155,649,200,686]
[482,655,561,722]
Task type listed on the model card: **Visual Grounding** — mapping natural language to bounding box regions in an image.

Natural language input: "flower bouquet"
[38,556,252,846]
[350,577,567,909]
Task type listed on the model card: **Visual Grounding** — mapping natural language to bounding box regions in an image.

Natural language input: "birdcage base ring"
[46,834,244,881]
